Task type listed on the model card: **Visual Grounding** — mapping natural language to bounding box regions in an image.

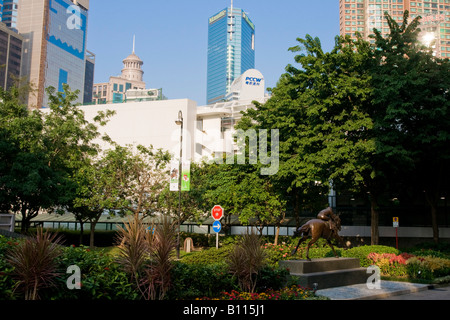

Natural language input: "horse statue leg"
[326,239,339,258]
[305,236,319,261]
[291,235,308,256]
[291,223,311,257]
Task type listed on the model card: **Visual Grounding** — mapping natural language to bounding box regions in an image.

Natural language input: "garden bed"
[1,234,449,300]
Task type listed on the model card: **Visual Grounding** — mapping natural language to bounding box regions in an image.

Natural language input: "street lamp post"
[175,110,183,259]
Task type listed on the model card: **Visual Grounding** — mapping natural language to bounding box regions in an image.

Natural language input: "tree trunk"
[21,215,28,233]
[274,225,280,246]
[21,206,29,233]
[89,221,97,248]
[370,195,379,245]
[20,207,38,234]
[430,204,439,244]
[294,191,301,229]
[425,189,440,244]
[79,221,84,246]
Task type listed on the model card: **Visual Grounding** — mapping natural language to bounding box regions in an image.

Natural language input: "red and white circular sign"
[211,205,224,221]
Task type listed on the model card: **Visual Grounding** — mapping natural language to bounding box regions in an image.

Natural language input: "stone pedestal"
[279,258,368,290]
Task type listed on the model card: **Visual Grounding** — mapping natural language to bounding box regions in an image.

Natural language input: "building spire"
[132,35,136,54]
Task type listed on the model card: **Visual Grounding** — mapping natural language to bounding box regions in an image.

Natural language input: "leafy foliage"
[228,231,267,293]
[370,12,450,243]
[6,229,64,300]
[238,12,450,244]
[0,84,113,232]
[0,236,20,299]
[115,215,177,300]
[47,244,138,300]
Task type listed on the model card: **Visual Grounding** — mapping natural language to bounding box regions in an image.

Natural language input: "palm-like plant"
[115,215,151,283]
[228,230,267,293]
[7,228,63,300]
[143,215,176,300]
[116,214,176,300]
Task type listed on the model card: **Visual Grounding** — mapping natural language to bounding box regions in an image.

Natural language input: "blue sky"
[86,0,340,105]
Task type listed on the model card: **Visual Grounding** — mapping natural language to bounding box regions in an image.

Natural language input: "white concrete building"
[78,69,269,163]
[225,69,265,102]
[77,95,269,164]
[195,97,268,162]
[80,99,198,162]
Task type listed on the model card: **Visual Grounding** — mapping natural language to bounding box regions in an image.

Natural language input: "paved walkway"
[316,281,450,300]
[379,283,450,300]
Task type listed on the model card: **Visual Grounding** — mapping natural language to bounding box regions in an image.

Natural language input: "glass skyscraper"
[17,0,89,108]
[0,0,19,31]
[207,6,255,105]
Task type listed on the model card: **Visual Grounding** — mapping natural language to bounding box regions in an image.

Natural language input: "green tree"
[200,156,285,238]
[240,34,378,242]
[0,86,62,232]
[73,144,170,247]
[370,12,450,243]
[0,84,113,233]
[158,161,208,225]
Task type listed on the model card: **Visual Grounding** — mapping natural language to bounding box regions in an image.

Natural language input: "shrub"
[264,242,298,267]
[367,252,414,277]
[408,248,450,260]
[180,232,211,248]
[115,215,151,282]
[181,245,234,265]
[115,215,177,300]
[264,239,341,267]
[6,228,64,300]
[228,231,266,293]
[407,242,450,258]
[0,236,20,300]
[1,235,137,301]
[168,262,237,299]
[142,216,177,300]
[341,245,400,267]
[45,245,138,300]
[205,285,321,301]
[256,266,291,292]
[406,256,450,281]
[363,250,450,281]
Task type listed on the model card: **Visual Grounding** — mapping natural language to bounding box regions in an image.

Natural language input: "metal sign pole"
[216,232,219,250]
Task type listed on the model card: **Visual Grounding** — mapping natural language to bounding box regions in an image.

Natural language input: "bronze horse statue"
[291,207,345,261]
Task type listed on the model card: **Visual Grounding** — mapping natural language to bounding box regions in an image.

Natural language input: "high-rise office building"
[0,0,19,31]
[207,3,255,105]
[17,0,90,108]
[339,0,450,58]
[0,21,22,90]
[83,49,95,104]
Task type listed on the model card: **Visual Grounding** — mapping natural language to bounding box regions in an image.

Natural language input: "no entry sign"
[212,205,224,221]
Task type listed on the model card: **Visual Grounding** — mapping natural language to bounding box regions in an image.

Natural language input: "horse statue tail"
[295,223,310,237]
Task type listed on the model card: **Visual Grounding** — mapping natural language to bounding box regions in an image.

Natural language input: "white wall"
[77,99,197,160]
